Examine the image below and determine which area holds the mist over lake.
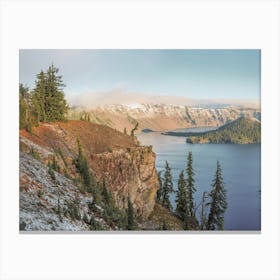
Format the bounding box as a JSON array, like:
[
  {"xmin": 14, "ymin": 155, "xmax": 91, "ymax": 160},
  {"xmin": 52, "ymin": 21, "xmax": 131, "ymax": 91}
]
[{"xmin": 137, "ymin": 128, "xmax": 261, "ymax": 231}]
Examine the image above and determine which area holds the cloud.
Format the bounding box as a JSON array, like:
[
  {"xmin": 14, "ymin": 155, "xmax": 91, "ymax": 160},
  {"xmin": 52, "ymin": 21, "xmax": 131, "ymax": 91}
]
[{"xmin": 67, "ymin": 88, "xmax": 259, "ymax": 109}]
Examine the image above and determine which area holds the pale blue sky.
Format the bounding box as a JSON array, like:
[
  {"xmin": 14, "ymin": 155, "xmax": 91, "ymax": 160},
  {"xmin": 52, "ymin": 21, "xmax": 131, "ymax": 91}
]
[{"xmin": 19, "ymin": 49, "xmax": 260, "ymax": 100}]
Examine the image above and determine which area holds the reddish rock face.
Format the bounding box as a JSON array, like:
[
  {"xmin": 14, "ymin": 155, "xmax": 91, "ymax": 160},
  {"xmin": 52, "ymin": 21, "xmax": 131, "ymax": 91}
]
[
  {"xmin": 91, "ymin": 147, "xmax": 158, "ymax": 218},
  {"xmin": 20, "ymin": 121, "xmax": 159, "ymax": 218}
]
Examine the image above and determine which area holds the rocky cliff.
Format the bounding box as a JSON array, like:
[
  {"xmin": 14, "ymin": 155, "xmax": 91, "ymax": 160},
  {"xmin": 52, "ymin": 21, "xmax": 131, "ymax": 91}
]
[
  {"xmin": 90, "ymin": 146, "xmax": 158, "ymax": 217},
  {"xmin": 20, "ymin": 121, "xmax": 159, "ymax": 222}
]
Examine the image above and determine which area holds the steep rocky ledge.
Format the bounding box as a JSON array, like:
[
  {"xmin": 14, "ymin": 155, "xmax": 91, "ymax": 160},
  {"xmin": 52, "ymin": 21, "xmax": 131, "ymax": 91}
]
[
  {"xmin": 91, "ymin": 146, "xmax": 158, "ymax": 217},
  {"xmin": 20, "ymin": 121, "xmax": 159, "ymax": 219}
]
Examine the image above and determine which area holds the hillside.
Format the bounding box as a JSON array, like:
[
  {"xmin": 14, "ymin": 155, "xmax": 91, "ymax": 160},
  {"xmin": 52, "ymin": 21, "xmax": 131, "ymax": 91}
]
[
  {"xmin": 186, "ymin": 117, "xmax": 261, "ymax": 144},
  {"xmin": 20, "ymin": 120, "xmax": 187, "ymax": 231},
  {"xmin": 68, "ymin": 104, "xmax": 261, "ymax": 132}
]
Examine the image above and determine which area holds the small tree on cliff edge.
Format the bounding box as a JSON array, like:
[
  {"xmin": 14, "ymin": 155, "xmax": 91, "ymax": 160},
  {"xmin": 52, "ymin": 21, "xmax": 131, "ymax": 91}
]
[
  {"xmin": 130, "ymin": 122, "xmax": 139, "ymax": 137},
  {"xmin": 207, "ymin": 160, "xmax": 227, "ymax": 230},
  {"xmin": 162, "ymin": 161, "xmax": 174, "ymax": 210}
]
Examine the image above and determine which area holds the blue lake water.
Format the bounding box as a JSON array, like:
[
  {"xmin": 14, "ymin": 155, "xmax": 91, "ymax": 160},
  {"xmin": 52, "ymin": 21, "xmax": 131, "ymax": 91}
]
[{"xmin": 137, "ymin": 129, "xmax": 261, "ymax": 230}]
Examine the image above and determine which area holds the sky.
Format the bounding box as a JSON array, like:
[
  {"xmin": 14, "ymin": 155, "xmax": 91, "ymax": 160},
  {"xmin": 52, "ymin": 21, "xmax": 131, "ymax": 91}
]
[{"xmin": 19, "ymin": 49, "xmax": 260, "ymax": 102}]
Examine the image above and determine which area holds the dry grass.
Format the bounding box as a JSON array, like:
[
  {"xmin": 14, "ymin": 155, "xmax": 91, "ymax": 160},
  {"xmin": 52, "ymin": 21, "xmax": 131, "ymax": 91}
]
[{"xmin": 20, "ymin": 120, "xmax": 137, "ymax": 155}]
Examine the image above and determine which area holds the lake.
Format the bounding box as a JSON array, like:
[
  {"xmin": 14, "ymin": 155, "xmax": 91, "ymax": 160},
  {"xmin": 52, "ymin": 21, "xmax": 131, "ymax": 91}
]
[{"xmin": 137, "ymin": 129, "xmax": 261, "ymax": 231}]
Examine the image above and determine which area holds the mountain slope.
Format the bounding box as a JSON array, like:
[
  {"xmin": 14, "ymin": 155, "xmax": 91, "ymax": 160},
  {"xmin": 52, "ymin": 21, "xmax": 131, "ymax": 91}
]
[
  {"xmin": 20, "ymin": 121, "xmax": 158, "ymax": 220},
  {"xmin": 20, "ymin": 152, "xmax": 100, "ymax": 231},
  {"xmin": 20, "ymin": 120, "xmax": 201, "ymax": 231},
  {"xmin": 186, "ymin": 117, "xmax": 261, "ymax": 144}
]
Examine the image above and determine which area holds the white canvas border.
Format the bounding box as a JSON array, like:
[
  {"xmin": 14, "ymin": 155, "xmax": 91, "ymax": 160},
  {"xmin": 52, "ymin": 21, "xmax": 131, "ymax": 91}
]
[{"xmin": 1, "ymin": 1, "xmax": 280, "ymax": 280}]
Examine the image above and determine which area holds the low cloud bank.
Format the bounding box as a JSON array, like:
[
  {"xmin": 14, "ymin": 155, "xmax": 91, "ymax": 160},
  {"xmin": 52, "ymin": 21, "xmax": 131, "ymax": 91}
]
[{"xmin": 66, "ymin": 90, "xmax": 259, "ymax": 109}]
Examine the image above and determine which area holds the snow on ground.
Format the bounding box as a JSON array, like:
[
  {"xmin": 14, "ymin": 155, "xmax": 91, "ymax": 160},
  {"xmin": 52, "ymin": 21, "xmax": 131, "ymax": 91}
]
[
  {"xmin": 20, "ymin": 137, "xmax": 53, "ymax": 159},
  {"xmin": 19, "ymin": 153, "xmax": 106, "ymax": 231}
]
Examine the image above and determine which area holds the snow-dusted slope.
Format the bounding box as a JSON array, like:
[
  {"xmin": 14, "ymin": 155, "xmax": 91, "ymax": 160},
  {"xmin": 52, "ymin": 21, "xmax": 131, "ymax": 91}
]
[
  {"xmin": 20, "ymin": 153, "xmax": 108, "ymax": 231},
  {"xmin": 68, "ymin": 103, "xmax": 261, "ymax": 132}
]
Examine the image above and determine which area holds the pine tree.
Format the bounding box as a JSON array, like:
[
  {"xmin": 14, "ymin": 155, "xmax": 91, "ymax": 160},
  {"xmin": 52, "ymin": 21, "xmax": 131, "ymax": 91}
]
[
  {"xmin": 31, "ymin": 65, "xmax": 68, "ymax": 123},
  {"xmin": 75, "ymin": 139, "xmax": 84, "ymax": 172},
  {"xmin": 51, "ymin": 155, "xmax": 60, "ymax": 172},
  {"xmin": 19, "ymin": 84, "xmax": 29, "ymax": 130},
  {"xmin": 156, "ymin": 171, "xmax": 163, "ymax": 203},
  {"xmin": 199, "ymin": 191, "xmax": 209, "ymax": 230},
  {"xmin": 186, "ymin": 152, "xmax": 196, "ymax": 217},
  {"xmin": 19, "ymin": 84, "xmax": 37, "ymax": 131},
  {"xmin": 82, "ymin": 158, "xmax": 92, "ymax": 190},
  {"xmin": 207, "ymin": 161, "xmax": 227, "ymax": 230},
  {"xmin": 32, "ymin": 70, "xmax": 47, "ymax": 122},
  {"xmin": 19, "ymin": 65, "xmax": 68, "ymax": 133},
  {"xmin": 175, "ymin": 170, "xmax": 188, "ymax": 219},
  {"xmin": 74, "ymin": 138, "xmax": 93, "ymax": 192},
  {"xmin": 162, "ymin": 161, "xmax": 174, "ymax": 210},
  {"xmin": 183, "ymin": 213, "xmax": 189, "ymax": 230},
  {"xmin": 44, "ymin": 64, "xmax": 68, "ymax": 122},
  {"xmin": 102, "ymin": 179, "xmax": 111, "ymax": 205},
  {"xmin": 127, "ymin": 195, "xmax": 135, "ymax": 230}
]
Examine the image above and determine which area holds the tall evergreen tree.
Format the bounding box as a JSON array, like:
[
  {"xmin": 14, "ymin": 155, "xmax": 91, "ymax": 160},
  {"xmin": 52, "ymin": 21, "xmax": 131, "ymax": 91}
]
[
  {"xmin": 199, "ymin": 191, "xmax": 208, "ymax": 230},
  {"xmin": 186, "ymin": 151, "xmax": 196, "ymax": 217},
  {"xmin": 32, "ymin": 70, "xmax": 47, "ymax": 122},
  {"xmin": 20, "ymin": 64, "xmax": 68, "ymax": 133},
  {"xmin": 19, "ymin": 83, "xmax": 30, "ymax": 130},
  {"xmin": 102, "ymin": 178, "xmax": 112, "ymax": 205},
  {"xmin": 207, "ymin": 161, "xmax": 227, "ymax": 230},
  {"xmin": 20, "ymin": 83, "xmax": 39, "ymax": 131},
  {"xmin": 74, "ymin": 138, "xmax": 93, "ymax": 191},
  {"xmin": 44, "ymin": 64, "xmax": 68, "ymax": 121},
  {"xmin": 175, "ymin": 170, "xmax": 188, "ymax": 219},
  {"xmin": 162, "ymin": 161, "xmax": 174, "ymax": 210},
  {"xmin": 156, "ymin": 171, "xmax": 163, "ymax": 203}
]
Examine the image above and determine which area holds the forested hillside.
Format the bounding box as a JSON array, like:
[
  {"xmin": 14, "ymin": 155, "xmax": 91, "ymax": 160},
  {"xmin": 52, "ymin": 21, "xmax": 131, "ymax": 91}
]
[{"xmin": 187, "ymin": 117, "xmax": 261, "ymax": 144}]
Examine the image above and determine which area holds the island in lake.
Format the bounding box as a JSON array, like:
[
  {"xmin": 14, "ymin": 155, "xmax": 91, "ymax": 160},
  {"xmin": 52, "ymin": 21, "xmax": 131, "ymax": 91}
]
[
  {"xmin": 186, "ymin": 117, "xmax": 261, "ymax": 144},
  {"xmin": 164, "ymin": 117, "xmax": 261, "ymax": 144}
]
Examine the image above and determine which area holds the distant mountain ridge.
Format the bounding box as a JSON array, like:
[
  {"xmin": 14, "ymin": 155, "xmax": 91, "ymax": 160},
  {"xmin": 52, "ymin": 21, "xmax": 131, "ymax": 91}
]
[
  {"xmin": 68, "ymin": 103, "xmax": 261, "ymax": 132},
  {"xmin": 186, "ymin": 117, "xmax": 261, "ymax": 144}
]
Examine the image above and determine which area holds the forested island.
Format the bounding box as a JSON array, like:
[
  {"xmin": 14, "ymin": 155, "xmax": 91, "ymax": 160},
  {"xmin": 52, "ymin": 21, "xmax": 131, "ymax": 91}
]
[{"xmin": 186, "ymin": 117, "xmax": 261, "ymax": 144}]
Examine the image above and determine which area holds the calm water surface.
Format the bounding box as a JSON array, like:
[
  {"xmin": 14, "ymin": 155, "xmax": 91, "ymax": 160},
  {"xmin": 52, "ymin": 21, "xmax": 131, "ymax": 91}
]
[{"xmin": 137, "ymin": 129, "xmax": 261, "ymax": 230}]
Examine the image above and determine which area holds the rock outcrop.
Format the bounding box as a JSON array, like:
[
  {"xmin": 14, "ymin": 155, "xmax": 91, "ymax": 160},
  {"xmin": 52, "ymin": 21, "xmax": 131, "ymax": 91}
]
[{"xmin": 91, "ymin": 146, "xmax": 158, "ymax": 217}]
